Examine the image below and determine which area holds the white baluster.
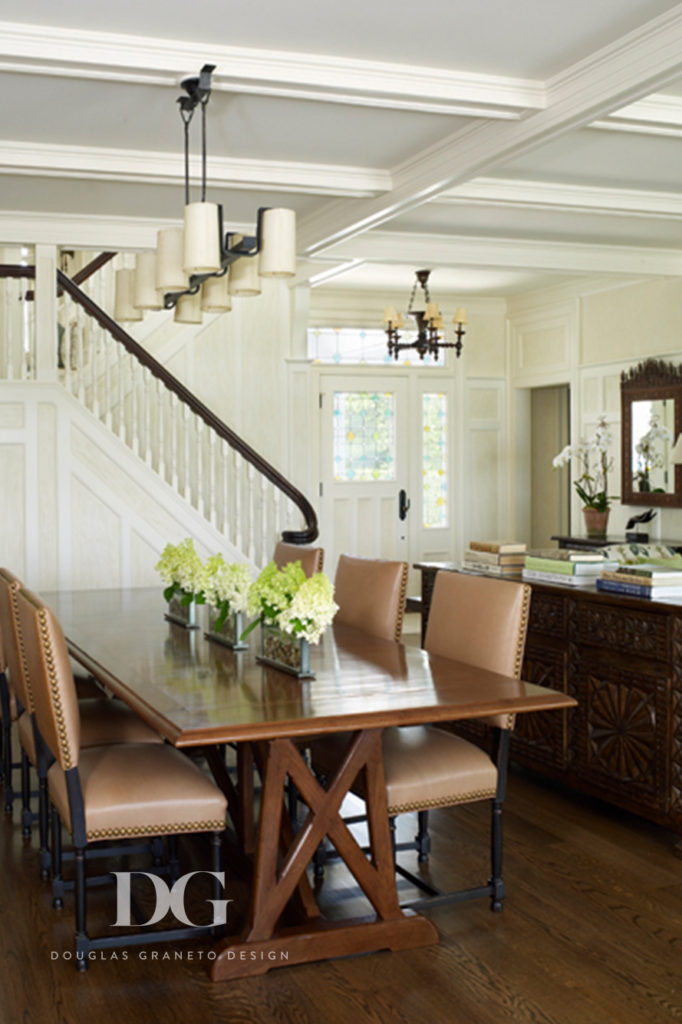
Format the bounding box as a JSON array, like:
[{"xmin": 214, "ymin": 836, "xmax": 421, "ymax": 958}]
[
  {"xmin": 233, "ymin": 448, "xmax": 243, "ymax": 554},
  {"xmin": 75, "ymin": 307, "xmax": 85, "ymax": 404},
  {"xmin": 130, "ymin": 354, "xmax": 140, "ymax": 457},
  {"xmin": 184, "ymin": 404, "xmax": 192, "ymax": 503},
  {"xmin": 117, "ymin": 346, "xmax": 126, "ymax": 443},
  {"xmin": 247, "ymin": 462, "xmax": 256, "ymax": 563},
  {"xmin": 104, "ymin": 327, "xmax": 113, "ymax": 430},
  {"xmin": 196, "ymin": 417, "xmax": 205, "ymax": 516},
  {"xmin": 208, "ymin": 429, "xmax": 217, "ymax": 526},
  {"xmin": 157, "ymin": 378, "xmax": 166, "ymax": 481},
  {"xmin": 170, "ymin": 392, "xmax": 179, "ymax": 491},
  {"xmin": 143, "ymin": 369, "xmax": 153, "ymax": 466},
  {"xmin": 259, "ymin": 474, "xmax": 268, "ymax": 567}
]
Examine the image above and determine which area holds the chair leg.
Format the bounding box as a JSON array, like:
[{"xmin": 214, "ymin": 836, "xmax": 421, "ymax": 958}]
[
  {"xmin": 38, "ymin": 766, "xmax": 51, "ymax": 879},
  {"xmin": 489, "ymin": 798, "xmax": 505, "ymax": 913},
  {"xmin": 52, "ymin": 806, "xmax": 64, "ymax": 909},
  {"xmin": 415, "ymin": 810, "xmax": 431, "ymax": 863},
  {"xmin": 21, "ymin": 752, "xmax": 32, "ymax": 837},
  {"xmin": 210, "ymin": 831, "xmax": 224, "ymax": 938},
  {"xmin": 168, "ymin": 835, "xmax": 180, "ymax": 882},
  {"xmin": 74, "ymin": 846, "xmax": 88, "ymax": 971}
]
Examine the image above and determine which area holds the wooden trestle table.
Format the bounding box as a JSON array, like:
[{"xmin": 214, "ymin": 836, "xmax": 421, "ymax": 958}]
[{"xmin": 46, "ymin": 587, "xmax": 576, "ymax": 981}]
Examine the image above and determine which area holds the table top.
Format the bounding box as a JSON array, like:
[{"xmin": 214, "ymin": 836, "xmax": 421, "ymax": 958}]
[{"xmin": 45, "ymin": 588, "xmax": 575, "ymax": 747}]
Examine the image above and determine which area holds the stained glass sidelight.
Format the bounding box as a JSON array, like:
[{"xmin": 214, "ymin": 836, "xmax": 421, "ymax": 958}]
[
  {"xmin": 422, "ymin": 393, "xmax": 447, "ymax": 527},
  {"xmin": 333, "ymin": 391, "xmax": 395, "ymax": 481}
]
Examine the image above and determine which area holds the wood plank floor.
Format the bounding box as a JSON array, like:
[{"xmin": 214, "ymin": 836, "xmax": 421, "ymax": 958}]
[{"xmin": 1, "ymin": 764, "xmax": 681, "ymax": 1024}]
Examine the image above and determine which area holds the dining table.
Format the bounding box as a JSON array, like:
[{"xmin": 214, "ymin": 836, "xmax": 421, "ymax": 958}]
[{"xmin": 45, "ymin": 586, "xmax": 577, "ymax": 981}]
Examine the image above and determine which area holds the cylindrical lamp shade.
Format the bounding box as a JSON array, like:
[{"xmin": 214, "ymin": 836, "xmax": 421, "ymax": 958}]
[
  {"xmin": 258, "ymin": 208, "xmax": 296, "ymax": 278},
  {"xmin": 184, "ymin": 202, "xmax": 222, "ymax": 275},
  {"xmin": 173, "ymin": 290, "xmax": 203, "ymax": 324},
  {"xmin": 156, "ymin": 227, "xmax": 187, "ymax": 291},
  {"xmin": 453, "ymin": 307, "xmax": 468, "ymax": 325},
  {"xmin": 133, "ymin": 252, "xmax": 162, "ymax": 310},
  {"xmin": 114, "ymin": 269, "xmax": 143, "ymax": 322},
  {"xmin": 201, "ymin": 273, "xmax": 232, "ymax": 313},
  {"xmin": 228, "ymin": 240, "xmax": 261, "ymax": 296}
]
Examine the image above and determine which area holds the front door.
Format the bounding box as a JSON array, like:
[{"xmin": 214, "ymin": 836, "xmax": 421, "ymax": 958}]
[{"xmin": 318, "ymin": 372, "xmax": 453, "ymax": 591}]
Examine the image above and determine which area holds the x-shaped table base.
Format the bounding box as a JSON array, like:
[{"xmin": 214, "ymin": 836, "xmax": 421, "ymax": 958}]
[{"xmin": 211, "ymin": 728, "xmax": 438, "ymax": 980}]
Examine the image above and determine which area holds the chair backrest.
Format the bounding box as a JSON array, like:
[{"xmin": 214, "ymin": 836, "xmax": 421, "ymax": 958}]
[
  {"xmin": 424, "ymin": 571, "xmax": 531, "ymax": 727},
  {"xmin": 0, "ymin": 568, "xmax": 33, "ymax": 712},
  {"xmin": 15, "ymin": 587, "xmax": 81, "ymax": 770},
  {"xmin": 273, "ymin": 541, "xmax": 324, "ymax": 578},
  {"xmin": 333, "ymin": 554, "xmax": 408, "ymax": 642}
]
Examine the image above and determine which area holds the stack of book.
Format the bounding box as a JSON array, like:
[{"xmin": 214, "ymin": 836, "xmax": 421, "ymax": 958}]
[
  {"xmin": 596, "ymin": 564, "xmax": 682, "ymax": 599},
  {"xmin": 463, "ymin": 540, "xmax": 527, "ymax": 575},
  {"xmin": 522, "ymin": 548, "xmax": 616, "ymax": 586}
]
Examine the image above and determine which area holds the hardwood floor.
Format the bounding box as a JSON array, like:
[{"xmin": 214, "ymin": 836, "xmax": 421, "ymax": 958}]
[{"xmin": 2, "ymin": 763, "xmax": 682, "ymax": 1023}]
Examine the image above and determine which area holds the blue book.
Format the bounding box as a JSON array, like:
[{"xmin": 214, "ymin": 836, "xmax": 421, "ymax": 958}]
[{"xmin": 596, "ymin": 578, "xmax": 682, "ymax": 600}]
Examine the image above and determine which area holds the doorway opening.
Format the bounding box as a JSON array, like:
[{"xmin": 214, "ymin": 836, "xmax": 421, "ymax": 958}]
[{"xmin": 529, "ymin": 385, "xmax": 570, "ymax": 548}]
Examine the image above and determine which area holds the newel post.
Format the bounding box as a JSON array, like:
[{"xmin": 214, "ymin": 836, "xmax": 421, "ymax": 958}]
[{"xmin": 34, "ymin": 244, "xmax": 58, "ymax": 382}]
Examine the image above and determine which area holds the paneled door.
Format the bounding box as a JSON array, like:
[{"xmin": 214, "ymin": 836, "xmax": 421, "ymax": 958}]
[{"xmin": 318, "ymin": 373, "xmax": 453, "ymax": 590}]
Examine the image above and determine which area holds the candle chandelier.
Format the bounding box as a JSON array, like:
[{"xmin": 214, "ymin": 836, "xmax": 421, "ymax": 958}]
[
  {"xmin": 115, "ymin": 64, "xmax": 296, "ymax": 326},
  {"xmin": 382, "ymin": 270, "xmax": 467, "ymax": 361}
]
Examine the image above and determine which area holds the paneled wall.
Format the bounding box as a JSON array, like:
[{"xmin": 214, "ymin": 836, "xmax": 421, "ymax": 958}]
[{"xmin": 0, "ymin": 383, "xmax": 243, "ymax": 590}]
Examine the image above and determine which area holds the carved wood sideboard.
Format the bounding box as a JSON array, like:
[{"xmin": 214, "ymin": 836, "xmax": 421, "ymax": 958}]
[{"xmin": 415, "ymin": 562, "xmax": 682, "ymax": 839}]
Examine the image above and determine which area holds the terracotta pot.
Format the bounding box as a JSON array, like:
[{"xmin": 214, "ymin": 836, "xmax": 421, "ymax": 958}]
[{"xmin": 582, "ymin": 507, "xmax": 609, "ymax": 538}]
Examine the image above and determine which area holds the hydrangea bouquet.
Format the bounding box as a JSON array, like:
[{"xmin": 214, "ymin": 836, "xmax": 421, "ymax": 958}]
[
  {"xmin": 155, "ymin": 538, "xmax": 207, "ymax": 607},
  {"xmin": 244, "ymin": 561, "xmax": 338, "ymax": 646},
  {"xmin": 203, "ymin": 555, "xmax": 252, "ymax": 632}
]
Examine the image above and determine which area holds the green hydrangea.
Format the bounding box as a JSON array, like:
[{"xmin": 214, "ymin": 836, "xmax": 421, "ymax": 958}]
[
  {"xmin": 244, "ymin": 560, "xmax": 337, "ymax": 644},
  {"xmin": 155, "ymin": 538, "xmax": 207, "ymax": 605}
]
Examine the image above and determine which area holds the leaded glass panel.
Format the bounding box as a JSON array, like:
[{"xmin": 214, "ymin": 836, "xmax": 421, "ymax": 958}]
[
  {"xmin": 423, "ymin": 392, "xmax": 447, "ymax": 527},
  {"xmin": 333, "ymin": 391, "xmax": 395, "ymax": 481}
]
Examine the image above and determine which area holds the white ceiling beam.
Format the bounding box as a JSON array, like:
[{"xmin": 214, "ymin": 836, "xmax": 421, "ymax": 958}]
[
  {"xmin": 593, "ymin": 92, "xmax": 682, "ymax": 137},
  {"xmin": 298, "ymin": 6, "xmax": 682, "ymax": 255},
  {"xmin": 437, "ymin": 177, "xmax": 682, "ymax": 219},
  {"xmin": 0, "ymin": 21, "xmax": 543, "ymax": 119},
  {"xmin": 322, "ymin": 230, "xmax": 682, "ymax": 276},
  {"xmin": 0, "ymin": 141, "xmax": 390, "ymax": 198}
]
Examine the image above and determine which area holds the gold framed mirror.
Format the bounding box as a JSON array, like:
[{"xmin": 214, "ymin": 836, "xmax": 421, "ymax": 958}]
[{"xmin": 621, "ymin": 358, "xmax": 682, "ymax": 507}]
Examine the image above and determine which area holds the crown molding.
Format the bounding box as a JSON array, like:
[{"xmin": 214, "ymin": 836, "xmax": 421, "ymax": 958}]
[
  {"xmin": 437, "ymin": 177, "xmax": 682, "ymax": 219},
  {"xmin": 299, "ymin": 6, "xmax": 682, "ymax": 255},
  {"xmin": 323, "ymin": 229, "xmax": 682, "ymax": 276},
  {"xmin": 0, "ymin": 209, "xmax": 243, "ymax": 249},
  {"xmin": 0, "ymin": 21, "xmax": 543, "ymax": 118},
  {"xmin": 0, "ymin": 140, "xmax": 391, "ymax": 198}
]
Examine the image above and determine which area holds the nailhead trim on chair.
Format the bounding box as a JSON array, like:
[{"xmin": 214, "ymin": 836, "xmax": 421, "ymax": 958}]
[
  {"xmin": 395, "ymin": 562, "xmax": 408, "ymax": 642},
  {"xmin": 387, "ymin": 786, "xmax": 498, "ymax": 816},
  {"xmin": 35, "ymin": 607, "xmax": 74, "ymax": 770},
  {"xmin": 86, "ymin": 818, "xmax": 226, "ymax": 841}
]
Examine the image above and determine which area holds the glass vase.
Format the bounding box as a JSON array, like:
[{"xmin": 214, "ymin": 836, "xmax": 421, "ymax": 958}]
[
  {"xmin": 165, "ymin": 594, "xmax": 198, "ymax": 629},
  {"xmin": 257, "ymin": 622, "xmax": 313, "ymax": 679},
  {"xmin": 205, "ymin": 608, "xmax": 248, "ymax": 650}
]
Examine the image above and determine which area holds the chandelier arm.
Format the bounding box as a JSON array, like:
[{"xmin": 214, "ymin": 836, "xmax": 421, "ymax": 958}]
[{"xmin": 201, "ymin": 96, "xmax": 208, "ymax": 203}]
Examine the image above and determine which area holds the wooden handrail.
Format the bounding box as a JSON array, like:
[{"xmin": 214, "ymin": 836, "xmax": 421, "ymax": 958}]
[{"xmin": 55, "ymin": 269, "xmax": 318, "ymax": 544}]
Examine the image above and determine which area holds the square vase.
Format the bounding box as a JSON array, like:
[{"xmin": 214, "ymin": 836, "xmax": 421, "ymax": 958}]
[
  {"xmin": 257, "ymin": 623, "xmax": 313, "ymax": 679},
  {"xmin": 205, "ymin": 608, "xmax": 248, "ymax": 650},
  {"xmin": 165, "ymin": 594, "xmax": 198, "ymax": 629}
]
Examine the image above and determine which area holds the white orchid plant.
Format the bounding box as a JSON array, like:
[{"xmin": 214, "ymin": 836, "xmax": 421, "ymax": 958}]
[
  {"xmin": 244, "ymin": 560, "xmax": 338, "ymax": 645},
  {"xmin": 634, "ymin": 413, "xmax": 672, "ymax": 491},
  {"xmin": 552, "ymin": 415, "xmax": 616, "ymax": 512}
]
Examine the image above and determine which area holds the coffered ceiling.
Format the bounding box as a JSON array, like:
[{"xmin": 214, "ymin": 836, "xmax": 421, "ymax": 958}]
[{"xmin": 3, "ymin": 1, "xmax": 682, "ymax": 297}]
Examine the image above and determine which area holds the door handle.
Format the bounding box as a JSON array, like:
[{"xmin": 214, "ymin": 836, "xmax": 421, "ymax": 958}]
[{"xmin": 399, "ymin": 488, "xmax": 411, "ymax": 521}]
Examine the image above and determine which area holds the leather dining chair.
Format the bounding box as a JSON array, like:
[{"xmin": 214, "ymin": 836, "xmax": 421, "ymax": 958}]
[
  {"xmin": 314, "ymin": 570, "xmax": 530, "ymax": 913},
  {"xmin": 15, "ymin": 586, "xmax": 228, "ymax": 968},
  {"xmin": 0, "ymin": 568, "xmax": 163, "ymax": 878},
  {"xmin": 332, "ymin": 554, "xmax": 408, "ymax": 641},
  {"xmin": 273, "ymin": 541, "xmax": 324, "ymax": 577}
]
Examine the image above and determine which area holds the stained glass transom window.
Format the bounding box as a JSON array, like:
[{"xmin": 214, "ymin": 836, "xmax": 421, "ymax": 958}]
[
  {"xmin": 309, "ymin": 327, "xmax": 440, "ymax": 366},
  {"xmin": 423, "ymin": 392, "xmax": 447, "ymax": 528},
  {"xmin": 333, "ymin": 392, "xmax": 395, "ymax": 481}
]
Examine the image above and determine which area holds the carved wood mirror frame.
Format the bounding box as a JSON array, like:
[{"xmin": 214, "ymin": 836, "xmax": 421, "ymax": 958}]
[{"xmin": 621, "ymin": 358, "xmax": 682, "ymax": 507}]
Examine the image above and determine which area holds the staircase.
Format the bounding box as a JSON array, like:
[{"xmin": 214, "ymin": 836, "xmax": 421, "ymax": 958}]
[{"xmin": 0, "ymin": 260, "xmax": 317, "ymax": 587}]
